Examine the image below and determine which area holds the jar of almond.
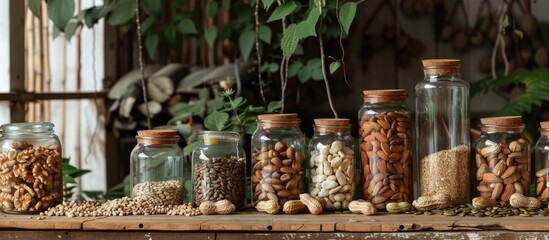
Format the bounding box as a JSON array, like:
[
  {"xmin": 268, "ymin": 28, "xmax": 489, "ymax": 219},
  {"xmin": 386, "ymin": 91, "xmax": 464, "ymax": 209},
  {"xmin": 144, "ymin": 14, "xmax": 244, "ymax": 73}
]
[
  {"xmin": 358, "ymin": 89, "xmax": 413, "ymax": 210},
  {"xmin": 534, "ymin": 121, "xmax": 549, "ymax": 201},
  {"xmin": 251, "ymin": 114, "xmax": 306, "ymax": 212},
  {"xmin": 473, "ymin": 116, "xmax": 531, "ymax": 206}
]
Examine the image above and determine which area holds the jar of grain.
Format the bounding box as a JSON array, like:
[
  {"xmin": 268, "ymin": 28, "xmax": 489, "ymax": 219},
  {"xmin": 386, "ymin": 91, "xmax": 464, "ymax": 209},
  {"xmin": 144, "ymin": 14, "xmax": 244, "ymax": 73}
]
[
  {"xmin": 251, "ymin": 114, "xmax": 306, "ymax": 210},
  {"xmin": 358, "ymin": 89, "xmax": 413, "ymax": 210},
  {"xmin": 309, "ymin": 118, "xmax": 355, "ymax": 210},
  {"xmin": 0, "ymin": 122, "xmax": 63, "ymax": 213},
  {"xmin": 535, "ymin": 121, "xmax": 549, "ymax": 200},
  {"xmin": 191, "ymin": 131, "xmax": 246, "ymax": 208},
  {"xmin": 473, "ymin": 116, "xmax": 530, "ymax": 206},
  {"xmin": 416, "ymin": 59, "xmax": 470, "ymax": 206},
  {"xmin": 130, "ymin": 130, "xmax": 184, "ymax": 206}
]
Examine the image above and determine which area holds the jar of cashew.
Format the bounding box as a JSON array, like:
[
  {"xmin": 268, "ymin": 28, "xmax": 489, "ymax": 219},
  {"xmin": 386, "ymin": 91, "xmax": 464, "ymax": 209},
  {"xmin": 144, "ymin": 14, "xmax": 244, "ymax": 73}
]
[
  {"xmin": 251, "ymin": 114, "xmax": 306, "ymax": 211},
  {"xmin": 0, "ymin": 122, "xmax": 63, "ymax": 213},
  {"xmin": 535, "ymin": 121, "xmax": 549, "ymax": 201},
  {"xmin": 308, "ymin": 118, "xmax": 355, "ymax": 210},
  {"xmin": 358, "ymin": 90, "xmax": 413, "ymax": 210},
  {"xmin": 473, "ymin": 116, "xmax": 530, "ymax": 206}
]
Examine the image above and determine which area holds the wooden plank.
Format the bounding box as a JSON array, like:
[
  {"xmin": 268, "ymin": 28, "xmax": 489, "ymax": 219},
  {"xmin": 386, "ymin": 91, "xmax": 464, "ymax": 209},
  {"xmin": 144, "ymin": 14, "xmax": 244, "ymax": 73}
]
[
  {"xmin": 216, "ymin": 232, "xmax": 549, "ymax": 240},
  {"xmin": 335, "ymin": 212, "xmax": 459, "ymax": 232},
  {"xmin": 0, "ymin": 230, "xmax": 215, "ymax": 240},
  {"xmin": 83, "ymin": 215, "xmax": 205, "ymax": 231},
  {"xmin": 9, "ymin": 0, "xmax": 26, "ymax": 122},
  {"xmin": 454, "ymin": 216, "xmax": 549, "ymax": 231},
  {"xmin": 0, "ymin": 214, "xmax": 103, "ymax": 230}
]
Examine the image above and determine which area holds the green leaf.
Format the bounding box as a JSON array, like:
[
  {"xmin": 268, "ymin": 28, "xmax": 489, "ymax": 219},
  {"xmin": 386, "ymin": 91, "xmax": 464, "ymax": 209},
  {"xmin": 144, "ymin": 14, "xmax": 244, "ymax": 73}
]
[
  {"xmin": 262, "ymin": 0, "xmax": 275, "ymax": 10},
  {"xmin": 244, "ymin": 122, "xmax": 258, "ymax": 135},
  {"xmin": 183, "ymin": 141, "xmax": 200, "ymax": 157},
  {"xmin": 63, "ymin": 175, "xmax": 77, "ymax": 184},
  {"xmin": 281, "ymin": 24, "xmax": 299, "ymax": 57},
  {"xmin": 222, "ymin": 0, "xmax": 231, "ymax": 9},
  {"xmin": 83, "ymin": 5, "xmax": 112, "ymax": 28},
  {"xmin": 267, "ymin": 1, "xmax": 297, "ymax": 23},
  {"xmin": 173, "ymin": 0, "xmax": 188, "ymax": 9},
  {"xmin": 199, "ymin": 88, "xmax": 210, "ymax": 100},
  {"xmin": 141, "ymin": 0, "xmax": 161, "ymax": 18},
  {"xmin": 296, "ymin": 7, "xmax": 320, "ymax": 39},
  {"xmin": 267, "ymin": 100, "xmax": 282, "ymax": 112},
  {"xmin": 239, "ymin": 30, "xmax": 255, "ymax": 61},
  {"xmin": 513, "ymin": 29, "xmax": 523, "ymax": 39},
  {"xmin": 500, "ymin": 14, "xmax": 509, "ymax": 33},
  {"xmin": 204, "ymin": 111, "xmax": 230, "ymax": 131},
  {"xmin": 47, "ymin": 0, "xmax": 75, "ymax": 31},
  {"xmin": 69, "ymin": 169, "xmax": 91, "ymax": 178},
  {"xmin": 205, "ymin": 1, "xmax": 219, "ymax": 18},
  {"xmin": 208, "ymin": 97, "xmax": 225, "ymax": 113},
  {"xmin": 145, "ymin": 34, "xmax": 159, "ymax": 59},
  {"xmin": 29, "ymin": 0, "xmax": 42, "ymax": 17},
  {"xmin": 288, "ymin": 61, "xmax": 303, "ymax": 77},
  {"xmin": 140, "ymin": 16, "xmax": 155, "ymax": 34},
  {"xmin": 339, "ymin": 2, "xmax": 357, "ymax": 35},
  {"xmin": 329, "ymin": 61, "xmax": 341, "ymax": 74},
  {"xmin": 298, "ymin": 68, "xmax": 311, "ymax": 83},
  {"xmin": 64, "ymin": 19, "xmax": 81, "ymax": 40},
  {"xmin": 259, "ymin": 25, "xmax": 272, "ymax": 44},
  {"xmin": 177, "ymin": 18, "xmax": 198, "ymax": 34},
  {"xmin": 107, "ymin": 0, "xmax": 136, "ymax": 26},
  {"xmin": 204, "ymin": 26, "xmax": 218, "ymax": 48}
]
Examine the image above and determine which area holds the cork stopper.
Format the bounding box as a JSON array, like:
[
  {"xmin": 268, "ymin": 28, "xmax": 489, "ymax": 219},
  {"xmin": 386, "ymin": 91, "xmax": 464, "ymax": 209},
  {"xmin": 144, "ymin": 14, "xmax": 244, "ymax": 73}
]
[
  {"xmin": 540, "ymin": 121, "xmax": 549, "ymax": 136},
  {"xmin": 257, "ymin": 114, "xmax": 300, "ymax": 128},
  {"xmin": 314, "ymin": 118, "xmax": 350, "ymax": 133},
  {"xmin": 362, "ymin": 89, "xmax": 406, "ymax": 103},
  {"xmin": 137, "ymin": 129, "xmax": 179, "ymax": 145},
  {"xmin": 480, "ymin": 116, "xmax": 523, "ymax": 132},
  {"xmin": 422, "ymin": 59, "xmax": 460, "ymax": 74}
]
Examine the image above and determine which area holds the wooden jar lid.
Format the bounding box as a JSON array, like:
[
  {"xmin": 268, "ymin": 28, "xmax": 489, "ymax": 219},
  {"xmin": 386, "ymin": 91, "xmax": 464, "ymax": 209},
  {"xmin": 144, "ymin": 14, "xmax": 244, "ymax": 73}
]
[
  {"xmin": 422, "ymin": 59, "xmax": 460, "ymax": 74},
  {"xmin": 257, "ymin": 114, "xmax": 300, "ymax": 128},
  {"xmin": 257, "ymin": 114, "xmax": 298, "ymax": 120},
  {"xmin": 314, "ymin": 118, "xmax": 350, "ymax": 133},
  {"xmin": 362, "ymin": 89, "xmax": 406, "ymax": 103},
  {"xmin": 137, "ymin": 129, "xmax": 179, "ymax": 144},
  {"xmin": 480, "ymin": 116, "xmax": 523, "ymax": 132},
  {"xmin": 541, "ymin": 121, "xmax": 549, "ymax": 129}
]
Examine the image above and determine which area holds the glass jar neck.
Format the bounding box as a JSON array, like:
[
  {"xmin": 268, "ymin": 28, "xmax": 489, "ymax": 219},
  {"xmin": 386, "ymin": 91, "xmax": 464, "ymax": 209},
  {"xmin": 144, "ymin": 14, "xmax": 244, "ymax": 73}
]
[
  {"xmin": 257, "ymin": 119, "xmax": 300, "ymax": 128},
  {"xmin": 1, "ymin": 122, "xmax": 54, "ymax": 136},
  {"xmin": 540, "ymin": 128, "xmax": 549, "ymax": 137},
  {"xmin": 424, "ymin": 71, "xmax": 461, "ymax": 81},
  {"xmin": 314, "ymin": 124, "xmax": 350, "ymax": 134},
  {"xmin": 199, "ymin": 131, "xmax": 240, "ymax": 145},
  {"xmin": 137, "ymin": 136, "xmax": 179, "ymax": 145},
  {"xmin": 480, "ymin": 124, "xmax": 524, "ymax": 134}
]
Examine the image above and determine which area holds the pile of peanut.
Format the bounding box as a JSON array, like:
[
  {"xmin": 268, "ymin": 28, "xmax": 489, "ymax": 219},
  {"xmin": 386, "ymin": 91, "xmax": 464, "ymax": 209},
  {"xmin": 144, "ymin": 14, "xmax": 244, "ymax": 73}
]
[
  {"xmin": 309, "ymin": 140, "xmax": 354, "ymax": 210},
  {"xmin": 536, "ymin": 168, "xmax": 549, "ymax": 200},
  {"xmin": 0, "ymin": 142, "xmax": 62, "ymax": 212},
  {"xmin": 193, "ymin": 156, "xmax": 245, "ymax": 208},
  {"xmin": 475, "ymin": 139, "xmax": 530, "ymax": 206},
  {"xmin": 132, "ymin": 179, "xmax": 183, "ymax": 206},
  {"xmin": 359, "ymin": 111, "xmax": 413, "ymax": 209}
]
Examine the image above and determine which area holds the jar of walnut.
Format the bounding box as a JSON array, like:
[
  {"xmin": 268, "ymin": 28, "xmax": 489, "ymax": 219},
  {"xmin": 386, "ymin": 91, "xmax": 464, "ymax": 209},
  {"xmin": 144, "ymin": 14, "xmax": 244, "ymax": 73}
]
[
  {"xmin": 251, "ymin": 114, "xmax": 306, "ymax": 211},
  {"xmin": 358, "ymin": 90, "xmax": 413, "ymax": 210},
  {"xmin": 534, "ymin": 121, "xmax": 549, "ymax": 201},
  {"xmin": 474, "ymin": 116, "xmax": 530, "ymax": 206},
  {"xmin": 0, "ymin": 122, "xmax": 63, "ymax": 213}
]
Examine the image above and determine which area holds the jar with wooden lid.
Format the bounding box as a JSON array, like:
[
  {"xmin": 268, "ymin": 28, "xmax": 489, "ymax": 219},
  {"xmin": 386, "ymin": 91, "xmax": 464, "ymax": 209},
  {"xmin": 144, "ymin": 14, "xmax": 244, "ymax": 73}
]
[
  {"xmin": 416, "ymin": 59, "xmax": 470, "ymax": 206},
  {"xmin": 535, "ymin": 121, "xmax": 549, "ymax": 200},
  {"xmin": 309, "ymin": 118, "xmax": 355, "ymax": 210},
  {"xmin": 358, "ymin": 89, "xmax": 413, "ymax": 210},
  {"xmin": 473, "ymin": 116, "xmax": 530, "ymax": 206},
  {"xmin": 251, "ymin": 114, "xmax": 306, "ymax": 210},
  {"xmin": 191, "ymin": 131, "xmax": 246, "ymax": 208},
  {"xmin": 0, "ymin": 122, "xmax": 62, "ymax": 213},
  {"xmin": 130, "ymin": 130, "xmax": 184, "ymax": 206}
]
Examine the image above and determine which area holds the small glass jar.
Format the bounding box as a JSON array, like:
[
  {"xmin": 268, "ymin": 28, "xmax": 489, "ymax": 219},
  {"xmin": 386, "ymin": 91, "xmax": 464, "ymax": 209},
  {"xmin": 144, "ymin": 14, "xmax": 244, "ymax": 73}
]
[
  {"xmin": 309, "ymin": 118, "xmax": 355, "ymax": 210},
  {"xmin": 130, "ymin": 130, "xmax": 184, "ymax": 206},
  {"xmin": 473, "ymin": 116, "xmax": 530, "ymax": 206},
  {"xmin": 192, "ymin": 131, "xmax": 246, "ymax": 208},
  {"xmin": 358, "ymin": 90, "xmax": 413, "ymax": 210},
  {"xmin": 251, "ymin": 114, "xmax": 306, "ymax": 209},
  {"xmin": 415, "ymin": 59, "xmax": 470, "ymax": 206},
  {"xmin": 0, "ymin": 122, "xmax": 62, "ymax": 213},
  {"xmin": 535, "ymin": 121, "xmax": 549, "ymax": 200}
]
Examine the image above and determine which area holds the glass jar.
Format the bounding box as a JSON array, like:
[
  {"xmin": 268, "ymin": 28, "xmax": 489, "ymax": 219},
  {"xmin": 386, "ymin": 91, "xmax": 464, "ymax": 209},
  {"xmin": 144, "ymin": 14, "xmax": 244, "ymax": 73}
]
[
  {"xmin": 251, "ymin": 114, "xmax": 306, "ymax": 209},
  {"xmin": 0, "ymin": 122, "xmax": 62, "ymax": 213},
  {"xmin": 309, "ymin": 118, "xmax": 355, "ymax": 210},
  {"xmin": 191, "ymin": 131, "xmax": 246, "ymax": 208},
  {"xmin": 535, "ymin": 121, "xmax": 549, "ymax": 200},
  {"xmin": 358, "ymin": 90, "xmax": 413, "ymax": 210},
  {"xmin": 473, "ymin": 116, "xmax": 530, "ymax": 206},
  {"xmin": 130, "ymin": 130, "xmax": 183, "ymax": 206},
  {"xmin": 415, "ymin": 59, "xmax": 470, "ymax": 206}
]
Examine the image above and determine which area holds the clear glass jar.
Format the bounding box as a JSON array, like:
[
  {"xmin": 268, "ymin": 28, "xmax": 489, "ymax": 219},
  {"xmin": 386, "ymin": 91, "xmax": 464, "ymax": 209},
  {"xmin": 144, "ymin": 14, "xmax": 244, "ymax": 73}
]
[
  {"xmin": 130, "ymin": 130, "xmax": 183, "ymax": 206},
  {"xmin": 358, "ymin": 90, "xmax": 413, "ymax": 210},
  {"xmin": 473, "ymin": 116, "xmax": 530, "ymax": 206},
  {"xmin": 192, "ymin": 131, "xmax": 246, "ymax": 208},
  {"xmin": 251, "ymin": 114, "xmax": 306, "ymax": 209},
  {"xmin": 309, "ymin": 118, "xmax": 355, "ymax": 210},
  {"xmin": 0, "ymin": 122, "xmax": 62, "ymax": 213},
  {"xmin": 535, "ymin": 121, "xmax": 549, "ymax": 200},
  {"xmin": 415, "ymin": 59, "xmax": 470, "ymax": 206}
]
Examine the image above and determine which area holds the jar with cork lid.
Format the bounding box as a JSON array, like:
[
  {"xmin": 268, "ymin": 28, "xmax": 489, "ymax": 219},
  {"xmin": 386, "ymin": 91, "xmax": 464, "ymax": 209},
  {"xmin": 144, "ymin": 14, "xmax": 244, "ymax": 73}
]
[
  {"xmin": 130, "ymin": 130, "xmax": 184, "ymax": 206},
  {"xmin": 251, "ymin": 114, "xmax": 306, "ymax": 211},
  {"xmin": 473, "ymin": 116, "xmax": 530, "ymax": 206},
  {"xmin": 308, "ymin": 118, "xmax": 355, "ymax": 210},
  {"xmin": 358, "ymin": 89, "xmax": 413, "ymax": 210},
  {"xmin": 535, "ymin": 121, "xmax": 549, "ymax": 200}
]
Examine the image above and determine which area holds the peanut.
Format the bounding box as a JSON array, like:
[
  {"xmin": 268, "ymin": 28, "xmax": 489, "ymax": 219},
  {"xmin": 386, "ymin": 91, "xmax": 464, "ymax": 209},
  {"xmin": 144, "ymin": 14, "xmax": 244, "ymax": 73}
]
[
  {"xmin": 214, "ymin": 200, "xmax": 236, "ymax": 215},
  {"xmin": 472, "ymin": 197, "xmax": 497, "ymax": 209},
  {"xmin": 386, "ymin": 201, "xmax": 413, "ymax": 213},
  {"xmin": 509, "ymin": 193, "xmax": 541, "ymax": 209},
  {"xmin": 412, "ymin": 194, "xmax": 451, "ymax": 211},
  {"xmin": 348, "ymin": 200, "xmax": 376, "ymax": 215},
  {"xmin": 282, "ymin": 200, "xmax": 307, "ymax": 214},
  {"xmin": 299, "ymin": 193, "xmax": 324, "ymax": 215},
  {"xmin": 255, "ymin": 200, "xmax": 280, "ymax": 215},
  {"xmin": 198, "ymin": 201, "xmax": 217, "ymax": 215}
]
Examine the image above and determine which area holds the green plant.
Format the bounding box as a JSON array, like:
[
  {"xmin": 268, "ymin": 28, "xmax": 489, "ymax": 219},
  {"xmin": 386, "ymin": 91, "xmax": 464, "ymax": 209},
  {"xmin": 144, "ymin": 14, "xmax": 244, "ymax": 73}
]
[{"xmin": 62, "ymin": 158, "xmax": 91, "ymax": 199}]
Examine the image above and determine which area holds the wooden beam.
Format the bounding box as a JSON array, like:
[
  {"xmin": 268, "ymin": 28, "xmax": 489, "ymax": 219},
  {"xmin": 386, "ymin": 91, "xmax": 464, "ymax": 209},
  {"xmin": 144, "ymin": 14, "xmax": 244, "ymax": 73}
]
[
  {"xmin": 9, "ymin": 0, "xmax": 26, "ymax": 122},
  {"xmin": 0, "ymin": 91, "xmax": 108, "ymax": 101}
]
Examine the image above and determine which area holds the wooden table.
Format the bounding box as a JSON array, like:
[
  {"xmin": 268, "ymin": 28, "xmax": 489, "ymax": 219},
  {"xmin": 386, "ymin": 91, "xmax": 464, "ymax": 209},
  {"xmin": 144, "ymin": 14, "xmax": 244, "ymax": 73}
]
[{"xmin": 0, "ymin": 211, "xmax": 547, "ymax": 239}]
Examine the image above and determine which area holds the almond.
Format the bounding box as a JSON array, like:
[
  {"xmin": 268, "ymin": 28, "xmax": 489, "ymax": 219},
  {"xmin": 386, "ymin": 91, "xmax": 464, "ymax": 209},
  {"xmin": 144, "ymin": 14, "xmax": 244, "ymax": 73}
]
[
  {"xmin": 501, "ymin": 166, "xmax": 516, "ymax": 179},
  {"xmin": 492, "ymin": 160, "xmax": 506, "ymax": 177},
  {"xmin": 536, "ymin": 179, "xmax": 545, "ymax": 195},
  {"xmin": 491, "ymin": 182, "xmax": 504, "ymax": 199},
  {"xmin": 477, "ymin": 185, "xmax": 492, "ymax": 193},
  {"xmin": 514, "ymin": 182, "xmax": 524, "ymax": 195},
  {"xmin": 503, "ymin": 173, "xmax": 521, "ymax": 185},
  {"xmin": 483, "ymin": 173, "xmax": 502, "ymax": 183},
  {"xmin": 501, "ymin": 184, "xmax": 514, "ymax": 202},
  {"xmin": 476, "ymin": 164, "xmax": 489, "ymax": 181}
]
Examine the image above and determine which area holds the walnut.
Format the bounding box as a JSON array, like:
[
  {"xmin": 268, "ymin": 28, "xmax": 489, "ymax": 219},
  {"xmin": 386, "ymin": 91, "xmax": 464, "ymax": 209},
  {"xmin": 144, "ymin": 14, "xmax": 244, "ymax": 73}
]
[{"xmin": 10, "ymin": 141, "xmax": 33, "ymax": 150}]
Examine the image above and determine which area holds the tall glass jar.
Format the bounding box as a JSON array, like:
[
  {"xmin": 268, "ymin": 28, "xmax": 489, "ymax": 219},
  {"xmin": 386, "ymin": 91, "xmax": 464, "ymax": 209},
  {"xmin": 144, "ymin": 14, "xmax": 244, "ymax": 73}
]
[
  {"xmin": 251, "ymin": 114, "xmax": 306, "ymax": 210},
  {"xmin": 130, "ymin": 130, "xmax": 183, "ymax": 206},
  {"xmin": 358, "ymin": 90, "xmax": 413, "ymax": 210},
  {"xmin": 535, "ymin": 121, "xmax": 549, "ymax": 200},
  {"xmin": 415, "ymin": 59, "xmax": 470, "ymax": 206},
  {"xmin": 0, "ymin": 122, "xmax": 62, "ymax": 213},
  {"xmin": 309, "ymin": 118, "xmax": 355, "ymax": 210},
  {"xmin": 192, "ymin": 131, "xmax": 246, "ymax": 208},
  {"xmin": 473, "ymin": 116, "xmax": 530, "ymax": 206}
]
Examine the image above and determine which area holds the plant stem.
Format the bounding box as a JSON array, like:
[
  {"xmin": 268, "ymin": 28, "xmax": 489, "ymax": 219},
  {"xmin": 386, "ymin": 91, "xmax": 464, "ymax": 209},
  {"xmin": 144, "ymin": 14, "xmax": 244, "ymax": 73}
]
[
  {"xmin": 278, "ymin": 0, "xmax": 288, "ymax": 114},
  {"xmin": 135, "ymin": 0, "xmax": 151, "ymax": 129},
  {"xmin": 226, "ymin": 95, "xmax": 243, "ymax": 125},
  {"xmin": 318, "ymin": 3, "xmax": 338, "ymax": 118},
  {"xmin": 255, "ymin": 1, "xmax": 267, "ymax": 106},
  {"xmin": 335, "ymin": 0, "xmax": 350, "ymax": 88}
]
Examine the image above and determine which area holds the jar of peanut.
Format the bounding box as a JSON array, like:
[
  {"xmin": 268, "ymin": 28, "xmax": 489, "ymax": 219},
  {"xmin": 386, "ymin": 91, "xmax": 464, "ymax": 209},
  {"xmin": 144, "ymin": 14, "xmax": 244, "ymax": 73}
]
[
  {"xmin": 309, "ymin": 118, "xmax": 355, "ymax": 210},
  {"xmin": 473, "ymin": 116, "xmax": 530, "ymax": 206},
  {"xmin": 251, "ymin": 114, "xmax": 306, "ymax": 211},
  {"xmin": 358, "ymin": 89, "xmax": 413, "ymax": 210},
  {"xmin": 0, "ymin": 122, "xmax": 63, "ymax": 213},
  {"xmin": 535, "ymin": 121, "xmax": 549, "ymax": 201}
]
